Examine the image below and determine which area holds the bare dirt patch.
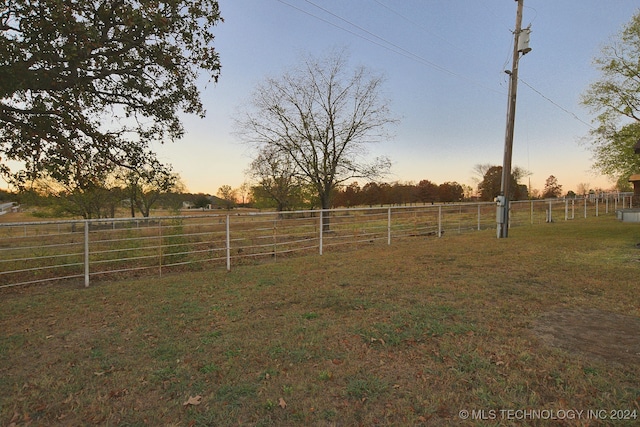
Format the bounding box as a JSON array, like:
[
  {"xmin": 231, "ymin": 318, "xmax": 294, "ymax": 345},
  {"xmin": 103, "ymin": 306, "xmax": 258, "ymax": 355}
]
[{"xmin": 533, "ymin": 308, "xmax": 640, "ymax": 365}]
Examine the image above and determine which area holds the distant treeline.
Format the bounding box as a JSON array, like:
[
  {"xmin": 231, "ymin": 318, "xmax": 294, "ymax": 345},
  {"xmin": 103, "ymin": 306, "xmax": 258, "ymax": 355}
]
[{"xmin": 331, "ymin": 180, "xmax": 470, "ymax": 208}]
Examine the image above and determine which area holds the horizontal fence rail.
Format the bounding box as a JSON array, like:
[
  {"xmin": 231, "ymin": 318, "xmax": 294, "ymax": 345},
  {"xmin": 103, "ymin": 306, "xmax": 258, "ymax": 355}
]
[{"xmin": 0, "ymin": 194, "xmax": 631, "ymax": 289}]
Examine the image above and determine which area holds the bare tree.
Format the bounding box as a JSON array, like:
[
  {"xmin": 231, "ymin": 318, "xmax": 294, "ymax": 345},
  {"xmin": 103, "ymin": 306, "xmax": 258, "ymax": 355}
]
[
  {"xmin": 119, "ymin": 156, "xmax": 183, "ymax": 218},
  {"xmin": 471, "ymin": 163, "xmax": 494, "ymax": 185},
  {"xmin": 576, "ymin": 182, "xmax": 591, "ymax": 197},
  {"xmin": 247, "ymin": 145, "xmax": 304, "ymax": 211},
  {"xmin": 217, "ymin": 185, "xmax": 237, "ymax": 210},
  {"xmin": 238, "ymin": 181, "xmax": 252, "ymax": 206},
  {"xmin": 236, "ymin": 50, "xmax": 397, "ymax": 228}
]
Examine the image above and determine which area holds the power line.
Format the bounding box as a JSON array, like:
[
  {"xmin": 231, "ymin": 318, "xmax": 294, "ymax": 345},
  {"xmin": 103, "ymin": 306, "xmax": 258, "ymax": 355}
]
[
  {"xmin": 275, "ymin": 1, "xmax": 593, "ymax": 130},
  {"xmin": 290, "ymin": 0, "xmax": 456, "ymax": 76},
  {"xmin": 371, "ymin": 0, "xmax": 462, "ymax": 52},
  {"xmin": 518, "ymin": 78, "xmax": 595, "ymax": 129},
  {"xmin": 273, "ymin": 0, "xmax": 409, "ymax": 58},
  {"xmin": 275, "ymin": 0, "xmax": 503, "ymax": 95},
  {"xmin": 374, "ymin": 0, "xmax": 515, "ymax": 92}
]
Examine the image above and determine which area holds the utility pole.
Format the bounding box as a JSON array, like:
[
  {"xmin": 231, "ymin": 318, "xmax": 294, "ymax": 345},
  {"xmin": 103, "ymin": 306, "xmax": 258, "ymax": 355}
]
[
  {"xmin": 497, "ymin": 0, "xmax": 531, "ymax": 238},
  {"xmin": 496, "ymin": 0, "xmax": 531, "ymax": 239}
]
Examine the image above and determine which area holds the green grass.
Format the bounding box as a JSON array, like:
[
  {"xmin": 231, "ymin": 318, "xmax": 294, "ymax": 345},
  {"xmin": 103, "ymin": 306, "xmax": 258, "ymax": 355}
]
[{"xmin": 0, "ymin": 218, "xmax": 639, "ymax": 426}]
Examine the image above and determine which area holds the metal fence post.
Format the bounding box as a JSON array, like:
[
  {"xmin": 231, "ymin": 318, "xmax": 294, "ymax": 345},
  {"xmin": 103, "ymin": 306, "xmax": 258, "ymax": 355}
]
[
  {"xmin": 387, "ymin": 207, "xmax": 391, "ymax": 245},
  {"xmin": 273, "ymin": 217, "xmax": 277, "ymax": 259},
  {"xmin": 565, "ymin": 199, "xmax": 568, "ymax": 221},
  {"xmin": 84, "ymin": 220, "xmax": 90, "ymax": 287},
  {"xmin": 158, "ymin": 219, "xmax": 163, "ymax": 276},
  {"xmin": 477, "ymin": 204, "xmax": 481, "ymax": 231},
  {"xmin": 226, "ymin": 215, "xmax": 231, "ymax": 271},
  {"xmin": 530, "ymin": 200, "xmax": 534, "ymax": 224},
  {"xmin": 319, "ymin": 210, "xmax": 323, "ymax": 255},
  {"xmin": 584, "ymin": 198, "xmax": 587, "ymax": 218},
  {"xmin": 438, "ymin": 205, "xmax": 442, "ymax": 237}
]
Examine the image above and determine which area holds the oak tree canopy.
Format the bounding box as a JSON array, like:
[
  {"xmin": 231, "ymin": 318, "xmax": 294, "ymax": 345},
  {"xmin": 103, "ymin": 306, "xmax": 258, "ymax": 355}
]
[
  {"xmin": 0, "ymin": 0, "xmax": 222, "ymax": 183},
  {"xmin": 582, "ymin": 11, "xmax": 640, "ymax": 183}
]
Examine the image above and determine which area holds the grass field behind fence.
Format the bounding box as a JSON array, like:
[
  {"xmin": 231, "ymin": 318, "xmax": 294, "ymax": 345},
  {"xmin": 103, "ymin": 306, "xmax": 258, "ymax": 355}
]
[{"xmin": 1, "ymin": 217, "xmax": 638, "ymax": 426}]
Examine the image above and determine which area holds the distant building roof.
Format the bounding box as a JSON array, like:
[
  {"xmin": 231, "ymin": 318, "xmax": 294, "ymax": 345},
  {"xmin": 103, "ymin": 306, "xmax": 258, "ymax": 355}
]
[
  {"xmin": 629, "ymin": 174, "xmax": 640, "ymax": 182},
  {"xmin": 0, "ymin": 202, "xmax": 16, "ymax": 215}
]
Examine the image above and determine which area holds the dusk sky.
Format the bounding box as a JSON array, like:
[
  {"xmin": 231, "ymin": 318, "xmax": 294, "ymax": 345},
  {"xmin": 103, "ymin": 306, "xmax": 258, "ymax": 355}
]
[{"xmin": 152, "ymin": 0, "xmax": 640, "ymax": 196}]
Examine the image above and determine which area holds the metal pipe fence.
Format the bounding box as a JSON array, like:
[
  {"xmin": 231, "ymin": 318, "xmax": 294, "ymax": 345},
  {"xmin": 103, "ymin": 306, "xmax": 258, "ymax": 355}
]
[{"xmin": 0, "ymin": 194, "xmax": 630, "ymax": 289}]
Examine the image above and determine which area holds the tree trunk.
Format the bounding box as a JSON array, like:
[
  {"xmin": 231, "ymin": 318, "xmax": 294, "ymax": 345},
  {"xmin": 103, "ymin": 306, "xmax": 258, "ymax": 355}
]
[
  {"xmin": 320, "ymin": 191, "xmax": 331, "ymax": 232},
  {"xmin": 129, "ymin": 185, "xmax": 136, "ymax": 218}
]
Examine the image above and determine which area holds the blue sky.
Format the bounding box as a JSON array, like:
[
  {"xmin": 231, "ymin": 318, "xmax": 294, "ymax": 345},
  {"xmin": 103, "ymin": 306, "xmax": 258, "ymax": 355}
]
[{"xmin": 153, "ymin": 0, "xmax": 640, "ymax": 195}]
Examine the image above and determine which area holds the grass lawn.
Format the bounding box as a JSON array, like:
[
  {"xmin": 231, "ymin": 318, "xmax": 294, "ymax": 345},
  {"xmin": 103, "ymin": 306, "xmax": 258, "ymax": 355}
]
[{"xmin": 1, "ymin": 218, "xmax": 639, "ymax": 426}]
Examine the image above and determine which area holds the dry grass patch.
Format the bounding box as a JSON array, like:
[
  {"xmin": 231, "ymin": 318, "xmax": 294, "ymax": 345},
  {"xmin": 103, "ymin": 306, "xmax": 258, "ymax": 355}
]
[{"xmin": 1, "ymin": 218, "xmax": 639, "ymax": 426}]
